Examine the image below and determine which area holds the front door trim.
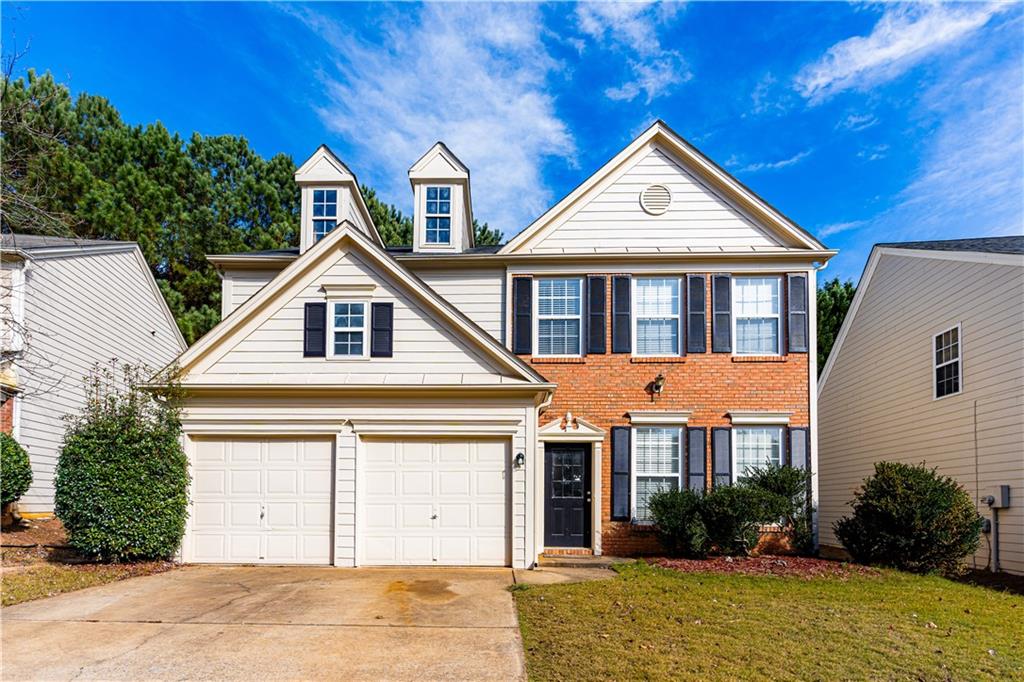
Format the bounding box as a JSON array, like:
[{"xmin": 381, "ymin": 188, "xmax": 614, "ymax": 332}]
[{"xmin": 544, "ymin": 443, "xmax": 592, "ymax": 548}]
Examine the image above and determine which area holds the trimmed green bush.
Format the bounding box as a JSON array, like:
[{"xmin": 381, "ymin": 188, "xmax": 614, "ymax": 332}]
[
  {"xmin": 743, "ymin": 463, "xmax": 815, "ymax": 554},
  {"xmin": 834, "ymin": 461, "xmax": 982, "ymax": 574},
  {"xmin": 1, "ymin": 432, "xmax": 33, "ymax": 507},
  {"xmin": 700, "ymin": 484, "xmax": 781, "ymax": 556},
  {"xmin": 648, "ymin": 488, "xmax": 708, "ymax": 558},
  {"xmin": 55, "ymin": 362, "xmax": 189, "ymax": 561}
]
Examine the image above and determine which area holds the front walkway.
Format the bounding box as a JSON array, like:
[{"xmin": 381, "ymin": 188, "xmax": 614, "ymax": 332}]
[{"xmin": 1, "ymin": 565, "xmax": 525, "ymax": 681}]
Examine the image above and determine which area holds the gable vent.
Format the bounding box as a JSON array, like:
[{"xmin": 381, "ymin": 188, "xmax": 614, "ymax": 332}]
[{"xmin": 640, "ymin": 184, "xmax": 672, "ymax": 215}]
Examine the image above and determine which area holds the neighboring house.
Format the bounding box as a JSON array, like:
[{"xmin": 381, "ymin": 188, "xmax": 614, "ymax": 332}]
[
  {"xmin": 0, "ymin": 233, "xmax": 187, "ymax": 514},
  {"xmin": 818, "ymin": 238, "xmax": 1024, "ymax": 575},
  {"xmin": 173, "ymin": 121, "xmax": 834, "ymax": 568}
]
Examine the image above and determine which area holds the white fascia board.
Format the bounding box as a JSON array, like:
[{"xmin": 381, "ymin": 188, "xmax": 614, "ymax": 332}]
[{"xmin": 728, "ymin": 411, "xmax": 792, "ymax": 425}]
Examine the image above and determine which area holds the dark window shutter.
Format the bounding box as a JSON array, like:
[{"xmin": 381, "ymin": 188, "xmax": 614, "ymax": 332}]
[
  {"xmin": 370, "ymin": 302, "xmax": 393, "ymax": 357},
  {"xmin": 512, "ymin": 277, "xmax": 532, "ymax": 355},
  {"xmin": 712, "ymin": 427, "xmax": 732, "ymax": 487},
  {"xmin": 787, "ymin": 274, "xmax": 809, "ymax": 353},
  {"xmin": 686, "ymin": 274, "xmax": 707, "ymax": 353},
  {"xmin": 789, "ymin": 427, "xmax": 809, "ymax": 470},
  {"xmin": 711, "ymin": 274, "xmax": 732, "ymax": 353},
  {"xmin": 687, "ymin": 427, "xmax": 706, "ymax": 491},
  {"xmin": 611, "ymin": 426, "xmax": 631, "ymax": 521},
  {"xmin": 612, "ymin": 276, "xmax": 631, "ymax": 353},
  {"xmin": 587, "ymin": 276, "xmax": 607, "ymax": 354},
  {"xmin": 303, "ymin": 302, "xmax": 326, "ymax": 357}
]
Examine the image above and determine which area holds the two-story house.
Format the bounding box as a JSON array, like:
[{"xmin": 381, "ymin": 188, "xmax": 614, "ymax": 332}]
[{"xmin": 170, "ymin": 121, "xmax": 834, "ymax": 568}]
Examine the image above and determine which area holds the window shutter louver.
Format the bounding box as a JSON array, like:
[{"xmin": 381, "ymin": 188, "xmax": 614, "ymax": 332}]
[
  {"xmin": 712, "ymin": 427, "xmax": 731, "ymax": 487},
  {"xmin": 711, "ymin": 274, "xmax": 732, "ymax": 353},
  {"xmin": 787, "ymin": 274, "xmax": 809, "ymax": 353},
  {"xmin": 370, "ymin": 302, "xmax": 393, "ymax": 357},
  {"xmin": 686, "ymin": 274, "xmax": 707, "ymax": 353},
  {"xmin": 512, "ymin": 277, "xmax": 532, "ymax": 354},
  {"xmin": 587, "ymin": 276, "xmax": 607, "ymax": 354},
  {"xmin": 612, "ymin": 276, "xmax": 631, "ymax": 353},
  {"xmin": 788, "ymin": 427, "xmax": 811, "ymax": 511},
  {"xmin": 687, "ymin": 427, "xmax": 707, "ymax": 491},
  {"xmin": 611, "ymin": 426, "xmax": 631, "ymax": 521},
  {"xmin": 303, "ymin": 302, "xmax": 326, "ymax": 357}
]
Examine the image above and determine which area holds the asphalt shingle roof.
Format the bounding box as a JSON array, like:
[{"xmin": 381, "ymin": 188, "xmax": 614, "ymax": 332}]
[
  {"xmin": 2, "ymin": 232, "xmax": 135, "ymax": 252},
  {"xmin": 878, "ymin": 236, "xmax": 1024, "ymax": 255}
]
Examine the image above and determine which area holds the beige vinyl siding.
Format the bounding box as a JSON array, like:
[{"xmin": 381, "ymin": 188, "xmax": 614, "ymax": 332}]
[
  {"xmin": 202, "ymin": 246, "xmax": 520, "ymax": 384},
  {"xmin": 414, "ymin": 268, "xmax": 505, "ymax": 343},
  {"xmin": 818, "ymin": 252, "xmax": 1024, "ymax": 574},
  {"xmin": 222, "ymin": 269, "xmax": 279, "ymax": 318},
  {"xmin": 16, "ymin": 250, "xmax": 185, "ymax": 512},
  {"xmin": 531, "ymin": 146, "xmax": 782, "ymax": 253}
]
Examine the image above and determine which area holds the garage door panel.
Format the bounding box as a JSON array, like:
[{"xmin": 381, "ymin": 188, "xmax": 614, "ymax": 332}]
[
  {"xmin": 229, "ymin": 442, "xmax": 261, "ymax": 463},
  {"xmin": 195, "ymin": 440, "xmax": 227, "ymax": 464},
  {"xmin": 440, "ymin": 503, "xmax": 471, "ymax": 528},
  {"xmin": 192, "ymin": 502, "xmax": 225, "ymax": 528},
  {"xmin": 401, "ymin": 503, "xmax": 433, "ymax": 528},
  {"xmin": 267, "ymin": 440, "xmax": 298, "ymax": 463},
  {"xmin": 267, "ymin": 470, "xmax": 299, "ymax": 495},
  {"xmin": 267, "ymin": 502, "xmax": 298, "ymax": 528},
  {"xmin": 194, "ymin": 470, "xmax": 226, "ymax": 495},
  {"xmin": 439, "ymin": 471, "xmax": 470, "ymax": 495},
  {"xmin": 476, "ymin": 503, "xmax": 505, "ymax": 528},
  {"xmin": 402, "ymin": 471, "xmax": 433, "ymax": 495},
  {"xmin": 401, "ymin": 536, "xmax": 434, "ymax": 563},
  {"xmin": 365, "ymin": 470, "xmax": 397, "ymax": 495},
  {"xmin": 365, "ymin": 503, "xmax": 397, "ymax": 529},
  {"xmin": 400, "ymin": 441, "xmax": 432, "ymax": 464},
  {"xmin": 303, "ymin": 502, "xmax": 332, "ymax": 527},
  {"xmin": 229, "ymin": 470, "xmax": 262, "ymax": 495}
]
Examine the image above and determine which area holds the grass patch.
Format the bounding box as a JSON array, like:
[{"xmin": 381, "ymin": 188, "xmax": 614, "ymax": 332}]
[
  {"xmin": 515, "ymin": 561, "xmax": 1023, "ymax": 681},
  {"xmin": 1, "ymin": 561, "xmax": 174, "ymax": 607}
]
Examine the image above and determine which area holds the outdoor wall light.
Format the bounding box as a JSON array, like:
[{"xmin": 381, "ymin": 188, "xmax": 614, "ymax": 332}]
[
  {"xmin": 652, "ymin": 372, "xmax": 666, "ymax": 397},
  {"xmin": 514, "ymin": 452, "xmax": 526, "ymax": 469}
]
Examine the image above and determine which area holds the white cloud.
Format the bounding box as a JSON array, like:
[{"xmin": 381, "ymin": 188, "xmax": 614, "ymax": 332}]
[
  {"xmin": 795, "ymin": 4, "xmax": 1008, "ymax": 103},
  {"xmin": 818, "ymin": 220, "xmax": 865, "ymax": 238},
  {"xmin": 281, "ymin": 4, "xmax": 575, "ymax": 237},
  {"xmin": 857, "ymin": 144, "xmax": 889, "ymax": 161},
  {"xmin": 576, "ymin": 2, "xmax": 690, "ymax": 103},
  {"xmin": 735, "ymin": 149, "xmax": 814, "ymax": 174},
  {"xmin": 748, "ymin": 72, "xmax": 794, "ymax": 116},
  {"xmin": 838, "ymin": 113, "xmax": 879, "ymax": 132}
]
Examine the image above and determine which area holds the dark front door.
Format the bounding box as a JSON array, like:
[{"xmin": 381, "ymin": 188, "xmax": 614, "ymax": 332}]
[{"xmin": 544, "ymin": 444, "xmax": 591, "ymax": 548}]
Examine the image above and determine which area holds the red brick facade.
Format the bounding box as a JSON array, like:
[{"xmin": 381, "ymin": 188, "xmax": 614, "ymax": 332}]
[
  {"xmin": 520, "ymin": 273, "xmax": 810, "ymax": 557},
  {"xmin": 0, "ymin": 394, "xmax": 14, "ymax": 435}
]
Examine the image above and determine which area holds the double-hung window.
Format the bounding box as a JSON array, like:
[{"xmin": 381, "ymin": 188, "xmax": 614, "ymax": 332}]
[
  {"xmin": 329, "ymin": 301, "xmax": 368, "ymax": 358},
  {"xmin": 733, "ymin": 426, "xmax": 784, "ymax": 482},
  {"xmin": 425, "ymin": 186, "xmax": 451, "ymax": 244},
  {"xmin": 312, "ymin": 189, "xmax": 338, "ymax": 242},
  {"xmin": 536, "ymin": 278, "xmax": 582, "ymax": 356},
  {"xmin": 934, "ymin": 325, "xmax": 961, "ymax": 398},
  {"xmin": 733, "ymin": 276, "xmax": 781, "ymax": 355},
  {"xmin": 633, "ymin": 427, "xmax": 682, "ymax": 523},
  {"xmin": 634, "ymin": 278, "xmax": 681, "ymax": 356}
]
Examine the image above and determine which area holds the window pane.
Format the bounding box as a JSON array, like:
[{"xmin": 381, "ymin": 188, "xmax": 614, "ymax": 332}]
[
  {"xmin": 636, "ymin": 427, "xmax": 680, "ymax": 475},
  {"xmin": 427, "ymin": 187, "xmax": 438, "ymax": 200},
  {"xmin": 313, "ymin": 220, "xmax": 335, "ymax": 241},
  {"xmin": 537, "ymin": 279, "xmax": 581, "ymax": 316},
  {"xmin": 314, "ymin": 190, "xmax": 324, "ymax": 203},
  {"xmin": 635, "ymin": 278, "xmax": 679, "ymax": 317},
  {"xmin": 439, "ymin": 217, "xmax": 451, "ymax": 229},
  {"xmin": 735, "ymin": 427, "xmax": 782, "ymax": 480},
  {"xmin": 736, "ymin": 317, "xmax": 778, "ymax": 354},
  {"xmin": 637, "ymin": 319, "xmax": 678, "ymax": 355},
  {"xmin": 333, "ymin": 331, "xmax": 363, "ymax": 356},
  {"xmin": 734, "ymin": 277, "xmax": 780, "ymax": 316},
  {"xmin": 427, "ymin": 201, "xmax": 438, "ymax": 213},
  {"xmin": 325, "ymin": 190, "xmax": 337, "ymax": 203},
  {"xmin": 333, "ymin": 302, "xmax": 364, "ymax": 328},
  {"xmin": 439, "ymin": 187, "xmax": 450, "ymax": 200},
  {"xmin": 636, "ymin": 476, "xmax": 678, "ymax": 522},
  {"xmin": 538, "ymin": 319, "xmax": 580, "ymax": 355},
  {"xmin": 313, "ymin": 203, "xmax": 325, "ymax": 217},
  {"xmin": 936, "ymin": 361, "xmax": 960, "ymax": 397},
  {"xmin": 439, "ymin": 201, "xmax": 450, "ymax": 214}
]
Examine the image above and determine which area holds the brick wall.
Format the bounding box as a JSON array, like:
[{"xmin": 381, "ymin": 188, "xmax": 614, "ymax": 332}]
[
  {"xmin": 520, "ymin": 273, "xmax": 810, "ymax": 556},
  {"xmin": 0, "ymin": 394, "xmax": 13, "ymax": 435}
]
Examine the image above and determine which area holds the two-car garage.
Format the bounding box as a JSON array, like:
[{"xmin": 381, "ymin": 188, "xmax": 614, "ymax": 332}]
[{"xmin": 186, "ymin": 435, "xmax": 511, "ymax": 567}]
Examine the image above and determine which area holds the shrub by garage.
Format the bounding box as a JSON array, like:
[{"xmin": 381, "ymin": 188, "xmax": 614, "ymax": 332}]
[
  {"xmin": 2, "ymin": 432, "xmax": 33, "ymax": 518},
  {"xmin": 55, "ymin": 362, "xmax": 189, "ymax": 561}
]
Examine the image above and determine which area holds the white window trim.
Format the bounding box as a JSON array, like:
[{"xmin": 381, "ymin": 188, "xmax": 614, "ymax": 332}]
[
  {"xmin": 932, "ymin": 322, "xmax": 963, "ymax": 400},
  {"xmin": 311, "ymin": 187, "xmax": 340, "ymax": 243},
  {"xmin": 533, "ymin": 277, "xmax": 584, "ymax": 358},
  {"xmin": 732, "ymin": 275, "xmax": 782, "ymax": 357},
  {"xmin": 327, "ymin": 300, "xmax": 370, "ymax": 361},
  {"xmin": 424, "ymin": 185, "xmax": 453, "ymax": 245},
  {"xmin": 630, "ymin": 425, "xmax": 685, "ymax": 525},
  {"xmin": 731, "ymin": 425, "xmax": 785, "ymax": 484},
  {"xmin": 631, "ymin": 277, "xmax": 683, "ymax": 358}
]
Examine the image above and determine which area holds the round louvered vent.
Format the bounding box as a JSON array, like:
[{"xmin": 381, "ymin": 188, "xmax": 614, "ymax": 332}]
[{"xmin": 640, "ymin": 184, "xmax": 672, "ymax": 215}]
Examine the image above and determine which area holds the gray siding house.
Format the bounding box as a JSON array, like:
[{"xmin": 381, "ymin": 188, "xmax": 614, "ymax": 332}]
[
  {"xmin": 818, "ymin": 237, "xmax": 1024, "ymax": 575},
  {"xmin": 1, "ymin": 233, "xmax": 186, "ymax": 514}
]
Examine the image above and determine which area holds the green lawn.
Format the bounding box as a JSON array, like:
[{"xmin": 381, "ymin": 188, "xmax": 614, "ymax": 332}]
[
  {"xmin": 514, "ymin": 562, "xmax": 1023, "ymax": 681},
  {"xmin": 1, "ymin": 561, "xmax": 174, "ymax": 607}
]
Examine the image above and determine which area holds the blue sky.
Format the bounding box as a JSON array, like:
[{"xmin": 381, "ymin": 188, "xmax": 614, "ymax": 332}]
[{"xmin": 4, "ymin": 2, "xmax": 1022, "ymax": 282}]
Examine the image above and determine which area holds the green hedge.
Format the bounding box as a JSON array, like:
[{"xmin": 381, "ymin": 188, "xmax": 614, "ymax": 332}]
[
  {"xmin": 1, "ymin": 432, "xmax": 33, "ymax": 507},
  {"xmin": 55, "ymin": 363, "xmax": 189, "ymax": 561}
]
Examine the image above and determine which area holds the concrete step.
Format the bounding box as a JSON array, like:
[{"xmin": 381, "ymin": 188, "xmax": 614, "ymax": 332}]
[{"xmin": 537, "ymin": 554, "xmax": 630, "ymax": 569}]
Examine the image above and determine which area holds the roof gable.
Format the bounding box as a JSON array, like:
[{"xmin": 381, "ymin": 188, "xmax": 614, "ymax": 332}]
[
  {"xmin": 501, "ymin": 120, "xmax": 826, "ymax": 255},
  {"xmin": 294, "ymin": 145, "xmax": 355, "ymax": 182},
  {"xmin": 409, "ymin": 142, "xmax": 470, "ymax": 180}
]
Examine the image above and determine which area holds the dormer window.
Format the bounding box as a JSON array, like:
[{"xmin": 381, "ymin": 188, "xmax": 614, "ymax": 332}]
[
  {"xmin": 425, "ymin": 187, "xmax": 452, "ymax": 244},
  {"xmin": 313, "ymin": 189, "xmax": 339, "ymax": 242}
]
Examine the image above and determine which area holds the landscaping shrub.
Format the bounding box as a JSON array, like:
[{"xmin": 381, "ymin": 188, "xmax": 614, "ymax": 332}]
[
  {"xmin": 700, "ymin": 484, "xmax": 781, "ymax": 556},
  {"xmin": 743, "ymin": 463, "xmax": 815, "ymax": 554},
  {"xmin": 834, "ymin": 461, "xmax": 982, "ymax": 574},
  {"xmin": 648, "ymin": 488, "xmax": 708, "ymax": 558},
  {"xmin": 55, "ymin": 362, "xmax": 189, "ymax": 561},
  {"xmin": 1, "ymin": 432, "xmax": 33, "ymax": 507}
]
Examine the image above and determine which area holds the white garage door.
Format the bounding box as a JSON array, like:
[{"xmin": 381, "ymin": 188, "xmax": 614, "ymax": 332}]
[
  {"xmin": 190, "ymin": 437, "xmax": 333, "ymax": 564},
  {"xmin": 361, "ymin": 439, "xmax": 509, "ymax": 566}
]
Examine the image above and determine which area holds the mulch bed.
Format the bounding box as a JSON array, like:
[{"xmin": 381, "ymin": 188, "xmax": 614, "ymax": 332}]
[
  {"xmin": 652, "ymin": 555, "xmax": 880, "ymax": 579},
  {"xmin": 1, "ymin": 517, "xmax": 68, "ymax": 547}
]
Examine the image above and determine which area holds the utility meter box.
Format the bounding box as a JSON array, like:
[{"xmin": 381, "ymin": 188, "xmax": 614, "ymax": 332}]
[{"xmin": 990, "ymin": 485, "xmax": 1011, "ymax": 509}]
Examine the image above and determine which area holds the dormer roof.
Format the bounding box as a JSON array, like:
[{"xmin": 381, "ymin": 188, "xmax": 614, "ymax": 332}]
[
  {"xmin": 294, "ymin": 145, "xmax": 384, "ymax": 247},
  {"xmin": 408, "ymin": 142, "xmax": 470, "ymax": 181}
]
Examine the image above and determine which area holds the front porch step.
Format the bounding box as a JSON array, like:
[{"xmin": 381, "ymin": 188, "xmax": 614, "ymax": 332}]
[{"xmin": 537, "ymin": 554, "xmax": 630, "ymax": 569}]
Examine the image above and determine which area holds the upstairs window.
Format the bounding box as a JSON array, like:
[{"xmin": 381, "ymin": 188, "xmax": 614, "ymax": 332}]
[
  {"xmin": 536, "ymin": 278, "xmax": 582, "ymax": 356},
  {"xmin": 634, "ymin": 278, "xmax": 681, "ymax": 356},
  {"xmin": 934, "ymin": 325, "xmax": 961, "ymax": 398},
  {"xmin": 313, "ymin": 189, "xmax": 338, "ymax": 242},
  {"xmin": 425, "ymin": 186, "xmax": 452, "ymax": 244},
  {"xmin": 733, "ymin": 276, "xmax": 781, "ymax": 355},
  {"xmin": 633, "ymin": 426, "xmax": 682, "ymax": 523},
  {"xmin": 329, "ymin": 301, "xmax": 367, "ymax": 358},
  {"xmin": 733, "ymin": 426, "xmax": 784, "ymax": 482}
]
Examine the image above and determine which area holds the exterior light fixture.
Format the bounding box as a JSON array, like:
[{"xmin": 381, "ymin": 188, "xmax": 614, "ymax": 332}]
[
  {"xmin": 651, "ymin": 372, "xmax": 666, "ymax": 402},
  {"xmin": 514, "ymin": 452, "xmax": 526, "ymax": 469}
]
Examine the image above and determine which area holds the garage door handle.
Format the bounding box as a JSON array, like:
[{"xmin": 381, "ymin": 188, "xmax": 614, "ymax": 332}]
[
  {"xmin": 260, "ymin": 506, "xmax": 265, "ymax": 520},
  {"xmin": 431, "ymin": 513, "xmax": 438, "ymax": 520}
]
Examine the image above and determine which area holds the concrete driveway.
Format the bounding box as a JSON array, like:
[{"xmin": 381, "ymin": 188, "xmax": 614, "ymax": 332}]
[{"xmin": 1, "ymin": 565, "xmax": 525, "ymax": 681}]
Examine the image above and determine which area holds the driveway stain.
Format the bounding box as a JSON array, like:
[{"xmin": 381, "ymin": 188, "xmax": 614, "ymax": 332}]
[{"xmin": 386, "ymin": 579, "xmax": 457, "ymax": 603}]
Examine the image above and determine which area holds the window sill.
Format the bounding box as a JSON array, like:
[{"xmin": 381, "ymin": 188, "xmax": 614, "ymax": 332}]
[
  {"xmin": 531, "ymin": 356, "xmax": 585, "ymax": 364},
  {"xmin": 731, "ymin": 355, "xmax": 787, "ymax": 363},
  {"xmin": 631, "ymin": 357, "xmax": 686, "ymax": 364}
]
